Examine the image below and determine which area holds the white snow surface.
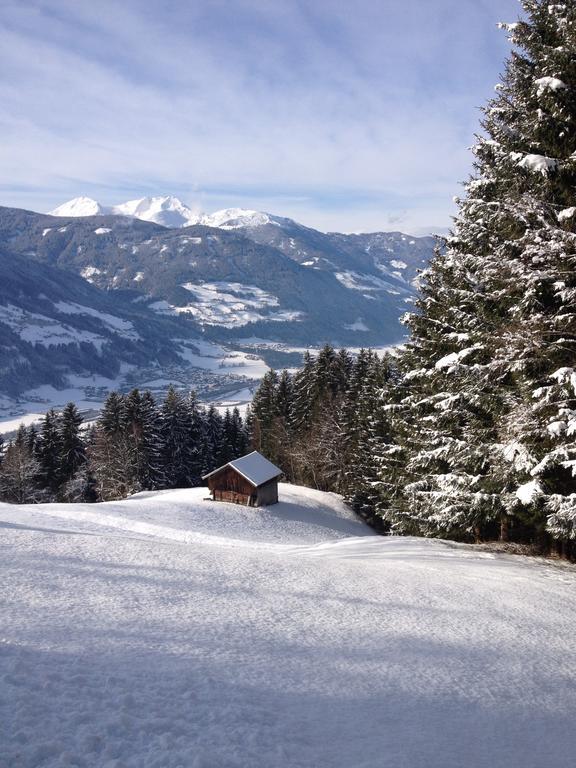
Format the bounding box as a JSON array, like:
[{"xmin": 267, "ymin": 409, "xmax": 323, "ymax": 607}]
[
  {"xmin": 558, "ymin": 207, "xmax": 576, "ymax": 222},
  {"xmin": 164, "ymin": 282, "xmax": 304, "ymax": 327},
  {"xmin": 53, "ymin": 301, "xmax": 140, "ymax": 341},
  {"xmin": 515, "ymin": 479, "xmax": 543, "ymax": 505},
  {"xmin": 0, "ymin": 304, "xmax": 106, "ymax": 349},
  {"xmin": 335, "ymin": 270, "xmax": 405, "ymax": 293},
  {"xmin": 344, "ymin": 318, "xmax": 369, "ymax": 331},
  {"xmin": 517, "ymin": 153, "xmax": 558, "ymax": 175},
  {"xmin": 2, "ymin": 484, "xmax": 576, "ymax": 767},
  {"xmin": 435, "ymin": 345, "xmax": 481, "ymax": 370},
  {"xmin": 49, "ymin": 197, "xmax": 106, "ymax": 217},
  {"xmin": 535, "ymin": 76, "xmax": 567, "ymax": 96}
]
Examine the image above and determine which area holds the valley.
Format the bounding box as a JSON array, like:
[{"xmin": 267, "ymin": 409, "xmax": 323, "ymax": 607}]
[{"xmin": 0, "ymin": 198, "xmax": 433, "ymax": 428}]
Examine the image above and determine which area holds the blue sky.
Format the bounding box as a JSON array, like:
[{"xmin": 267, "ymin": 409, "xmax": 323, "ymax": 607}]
[{"xmin": 0, "ymin": 0, "xmax": 523, "ymax": 234}]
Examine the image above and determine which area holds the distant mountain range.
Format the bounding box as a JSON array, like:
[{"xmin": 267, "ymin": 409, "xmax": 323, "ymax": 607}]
[
  {"xmin": 50, "ymin": 195, "xmax": 293, "ymax": 230},
  {"xmin": 0, "ymin": 199, "xmax": 436, "ymax": 415}
]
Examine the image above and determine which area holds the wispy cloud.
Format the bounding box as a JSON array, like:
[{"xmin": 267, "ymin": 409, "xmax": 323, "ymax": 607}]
[{"xmin": 0, "ymin": 0, "xmax": 522, "ymax": 233}]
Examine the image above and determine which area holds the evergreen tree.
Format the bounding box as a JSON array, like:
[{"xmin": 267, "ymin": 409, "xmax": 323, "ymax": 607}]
[
  {"xmin": 89, "ymin": 392, "xmax": 134, "ymax": 500},
  {"xmin": 25, "ymin": 425, "xmax": 39, "ymax": 456},
  {"xmin": 275, "ymin": 370, "xmax": 293, "ymax": 423},
  {"xmin": 228, "ymin": 407, "xmax": 249, "ymax": 458},
  {"xmin": 377, "ymin": 1, "xmax": 576, "ymax": 549},
  {"xmin": 218, "ymin": 409, "xmax": 236, "ymax": 465},
  {"xmin": 160, "ymin": 386, "xmax": 196, "ymax": 488},
  {"xmin": 58, "ymin": 403, "xmax": 86, "ymax": 487},
  {"xmin": 290, "ymin": 352, "xmax": 315, "ymax": 434},
  {"xmin": 36, "ymin": 409, "xmax": 63, "ymax": 495},
  {"xmin": 251, "ymin": 369, "xmax": 279, "ymax": 458},
  {"xmin": 186, "ymin": 391, "xmax": 206, "ymax": 485},
  {"xmin": 202, "ymin": 405, "xmax": 224, "ymax": 474},
  {"xmin": 123, "ymin": 388, "xmax": 164, "ymax": 490},
  {"xmin": 138, "ymin": 391, "xmax": 164, "ymax": 489},
  {"xmin": 99, "ymin": 391, "xmax": 126, "ymax": 434}
]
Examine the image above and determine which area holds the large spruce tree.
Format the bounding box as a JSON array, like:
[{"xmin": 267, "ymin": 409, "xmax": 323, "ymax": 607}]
[{"xmin": 380, "ymin": 1, "xmax": 576, "ymax": 548}]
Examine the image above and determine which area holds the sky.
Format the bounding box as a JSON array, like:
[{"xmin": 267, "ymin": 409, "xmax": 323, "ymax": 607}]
[{"xmin": 0, "ymin": 0, "xmax": 524, "ymax": 235}]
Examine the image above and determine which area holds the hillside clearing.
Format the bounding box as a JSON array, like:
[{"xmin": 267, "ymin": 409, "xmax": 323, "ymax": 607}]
[{"xmin": 1, "ymin": 484, "xmax": 575, "ymax": 768}]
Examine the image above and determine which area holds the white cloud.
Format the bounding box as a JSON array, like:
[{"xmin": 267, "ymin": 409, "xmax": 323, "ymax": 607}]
[{"xmin": 0, "ymin": 0, "xmax": 522, "ymax": 232}]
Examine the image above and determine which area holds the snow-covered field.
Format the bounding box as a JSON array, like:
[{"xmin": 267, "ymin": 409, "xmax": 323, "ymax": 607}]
[{"xmin": 1, "ymin": 485, "xmax": 576, "ymax": 768}]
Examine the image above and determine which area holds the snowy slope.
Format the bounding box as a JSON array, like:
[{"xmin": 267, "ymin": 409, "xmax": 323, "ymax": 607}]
[{"xmin": 1, "ymin": 484, "xmax": 576, "ymax": 768}]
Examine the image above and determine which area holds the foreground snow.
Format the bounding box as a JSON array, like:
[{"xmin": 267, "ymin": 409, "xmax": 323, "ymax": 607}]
[{"xmin": 1, "ymin": 485, "xmax": 575, "ymax": 768}]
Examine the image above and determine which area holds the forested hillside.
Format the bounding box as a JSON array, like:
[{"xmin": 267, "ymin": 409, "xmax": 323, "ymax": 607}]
[
  {"xmin": 250, "ymin": 1, "xmax": 576, "ymax": 557},
  {"xmin": 0, "ymin": 388, "xmax": 249, "ymax": 503}
]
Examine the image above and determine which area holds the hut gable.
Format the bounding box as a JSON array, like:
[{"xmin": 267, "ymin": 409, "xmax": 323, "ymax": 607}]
[{"xmin": 202, "ymin": 451, "xmax": 282, "ymax": 507}]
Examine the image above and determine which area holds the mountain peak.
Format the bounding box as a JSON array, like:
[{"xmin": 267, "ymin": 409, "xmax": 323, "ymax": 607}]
[
  {"xmin": 113, "ymin": 196, "xmax": 200, "ymax": 227},
  {"xmin": 49, "ymin": 197, "xmax": 107, "ymax": 217},
  {"xmin": 200, "ymin": 208, "xmax": 281, "ymax": 229}
]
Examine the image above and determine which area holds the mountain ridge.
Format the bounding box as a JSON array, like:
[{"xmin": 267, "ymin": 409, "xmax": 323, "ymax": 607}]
[
  {"xmin": 0, "ymin": 202, "xmax": 434, "ymax": 414},
  {"xmin": 49, "ymin": 196, "xmax": 295, "ymax": 230}
]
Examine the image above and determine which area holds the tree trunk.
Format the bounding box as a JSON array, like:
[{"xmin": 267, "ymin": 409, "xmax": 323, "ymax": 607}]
[{"xmin": 500, "ymin": 513, "xmax": 509, "ymax": 542}]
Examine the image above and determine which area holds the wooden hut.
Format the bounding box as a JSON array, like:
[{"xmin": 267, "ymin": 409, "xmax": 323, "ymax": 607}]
[{"xmin": 202, "ymin": 451, "xmax": 282, "ymax": 507}]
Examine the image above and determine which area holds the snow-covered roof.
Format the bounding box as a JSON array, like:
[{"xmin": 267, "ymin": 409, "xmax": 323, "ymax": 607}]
[{"xmin": 203, "ymin": 451, "xmax": 283, "ymax": 487}]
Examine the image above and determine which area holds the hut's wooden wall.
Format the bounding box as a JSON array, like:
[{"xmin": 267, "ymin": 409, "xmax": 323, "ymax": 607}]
[
  {"xmin": 255, "ymin": 479, "xmax": 279, "ymax": 506},
  {"xmin": 208, "ymin": 466, "xmax": 255, "ymax": 506},
  {"xmin": 207, "ymin": 466, "xmax": 279, "ymax": 507}
]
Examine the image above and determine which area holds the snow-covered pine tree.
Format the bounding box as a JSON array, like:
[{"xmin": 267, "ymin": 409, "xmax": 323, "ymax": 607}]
[
  {"xmin": 202, "ymin": 405, "xmax": 224, "ymax": 474},
  {"xmin": 218, "ymin": 409, "xmax": 236, "ymax": 466},
  {"xmin": 123, "ymin": 388, "xmax": 164, "ymax": 491},
  {"xmin": 89, "ymin": 392, "xmax": 131, "ymax": 500},
  {"xmin": 228, "ymin": 407, "xmax": 249, "ymax": 458},
  {"xmin": 137, "ymin": 390, "xmax": 164, "ymax": 489},
  {"xmin": 160, "ymin": 386, "xmax": 198, "ymax": 488},
  {"xmin": 275, "ymin": 369, "xmax": 293, "ymax": 423},
  {"xmin": 344, "ymin": 352, "xmax": 395, "ymax": 523},
  {"xmin": 98, "ymin": 391, "xmax": 125, "ymax": 434},
  {"xmin": 289, "ymin": 352, "xmax": 315, "ymax": 435},
  {"xmin": 250, "ymin": 369, "xmax": 279, "ymax": 459},
  {"xmin": 382, "ymin": 1, "xmax": 576, "ymax": 548},
  {"xmin": 58, "ymin": 403, "xmax": 86, "ymax": 488},
  {"xmin": 36, "ymin": 409, "xmax": 63, "ymax": 495},
  {"xmin": 183, "ymin": 391, "xmax": 205, "ymax": 486}
]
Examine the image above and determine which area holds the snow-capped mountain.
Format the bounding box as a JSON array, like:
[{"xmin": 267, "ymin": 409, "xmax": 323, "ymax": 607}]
[
  {"xmin": 50, "ymin": 195, "xmax": 201, "ymax": 228},
  {"xmin": 50, "ymin": 196, "xmax": 109, "ymax": 218},
  {"xmin": 114, "ymin": 196, "xmax": 200, "ymax": 228},
  {"xmin": 200, "ymin": 208, "xmax": 291, "ymax": 229},
  {"xmin": 49, "ymin": 197, "xmax": 298, "ymax": 230}
]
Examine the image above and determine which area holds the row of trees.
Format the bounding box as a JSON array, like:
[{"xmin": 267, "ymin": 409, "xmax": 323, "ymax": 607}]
[
  {"xmin": 250, "ymin": 345, "xmax": 392, "ymax": 528},
  {"xmin": 0, "ymin": 387, "xmax": 249, "ymax": 503}
]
